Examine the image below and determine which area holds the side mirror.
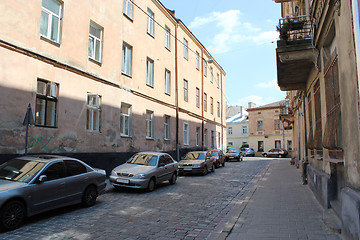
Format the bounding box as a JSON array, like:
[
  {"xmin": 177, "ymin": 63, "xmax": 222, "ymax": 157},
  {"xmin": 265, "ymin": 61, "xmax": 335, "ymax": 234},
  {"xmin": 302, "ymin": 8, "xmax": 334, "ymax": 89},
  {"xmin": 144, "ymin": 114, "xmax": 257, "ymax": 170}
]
[{"xmin": 38, "ymin": 175, "xmax": 47, "ymax": 183}]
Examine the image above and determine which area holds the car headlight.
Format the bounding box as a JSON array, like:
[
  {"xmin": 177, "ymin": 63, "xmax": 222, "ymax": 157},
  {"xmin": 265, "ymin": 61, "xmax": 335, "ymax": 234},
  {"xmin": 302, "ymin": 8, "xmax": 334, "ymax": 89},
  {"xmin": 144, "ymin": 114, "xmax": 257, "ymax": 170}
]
[
  {"xmin": 134, "ymin": 173, "xmax": 146, "ymax": 179},
  {"xmin": 192, "ymin": 164, "xmax": 200, "ymax": 168},
  {"xmin": 111, "ymin": 170, "xmax": 117, "ymax": 176}
]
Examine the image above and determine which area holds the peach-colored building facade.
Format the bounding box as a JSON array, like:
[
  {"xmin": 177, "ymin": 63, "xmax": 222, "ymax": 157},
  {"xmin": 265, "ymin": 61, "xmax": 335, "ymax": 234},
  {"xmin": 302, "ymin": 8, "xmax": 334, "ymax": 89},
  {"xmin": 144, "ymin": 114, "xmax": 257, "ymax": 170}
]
[{"xmin": 0, "ymin": 0, "xmax": 226, "ymax": 165}]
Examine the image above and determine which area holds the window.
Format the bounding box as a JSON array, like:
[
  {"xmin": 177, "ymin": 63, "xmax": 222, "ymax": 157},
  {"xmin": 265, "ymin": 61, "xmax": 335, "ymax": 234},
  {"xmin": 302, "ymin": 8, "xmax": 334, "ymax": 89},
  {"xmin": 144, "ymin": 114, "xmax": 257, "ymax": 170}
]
[
  {"xmin": 183, "ymin": 80, "xmax": 188, "ymax": 102},
  {"xmin": 228, "ymin": 142, "xmax": 233, "ymax": 146},
  {"xmin": 42, "ymin": 162, "xmax": 65, "ymax": 181},
  {"xmin": 275, "ymin": 140, "xmax": 281, "ymax": 148},
  {"xmin": 146, "ymin": 57, "xmax": 154, "ymax": 87},
  {"xmin": 88, "ymin": 22, "xmax": 103, "ymax": 63},
  {"xmin": 204, "ymin": 93, "xmax": 207, "ymax": 112},
  {"xmin": 164, "ymin": 115, "xmax": 170, "ymax": 140},
  {"xmin": 307, "ymin": 94, "xmax": 314, "ymax": 150},
  {"xmin": 35, "ymin": 79, "xmax": 58, "ymax": 127},
  {"xmin": 257, "ymin": 120, "xmax": 263, "ymax": 131},
  {"xmin": 65, "ymin": 160, "xmax": 87, "ymax": 177},
  {"xmin": 147, "ymin": 8, "xmax": 154, "ymax": 36},
  {"xmin": 242, "ymin": 126, "xmax": 247, "ymax": 134},
  {"xmin": 122, "ymin": 42, "xmax": 132, "ymax": 76},
  {"xmin": 165, "ymin": 26, "xmax": 171, "ymax": 50},
  {"xmin": 274, "ymin": 119, "xmax": 281, "ymax": 130},
  {"xmin": 120, "ymin": 103, "xmax": 131, "ymax": 136},
  {"xmin": 203, "ymin": 59, "xmax": 207, "ymax": 76},
  {"xmin": 217, "ymin": 102, "xmax": 220, "ymax": 117},
  {"xmin": 228, "ymin": 127, "xmax": 233, "ymax": 135},
  {"xmin": 194, "ymin": 88, "xmax": 199, "ymax": 108},
  {"xmin": 287, "ymin": 140, "xmax": 293, "ymax": 151},
  {"xmin": 165, "ymin": 69, "xmax": 171, "ymax": 95},
  {"xmin": 204, "ymin": 129, "xmax": 208, "ymax": 146},
  {"xmin": 258, "ymin": 141, "xmax": 264, "ymax": 152},
  {"xmin": 40, "ymin": 0, "xmax": 61, "ymax": 43},
  {"xmin": 216, "ymin": 73, "xmax": 220, "ymax": 88},
  {"xmin": 87, "ymin": 93, "xmax": 101, "ymax": 132},
  {"xmin": 210, "ymin": 97, "xmax": 213, "ymax": 114},
  {"xmin": 210, "ymin": 67, "xmax": 213, "ymax": 83},
  {"xmin": 211, "ymin": 130, "xmax": 215, "ymax": 148},
  {"xmin": 123, "ymin": 0, "xmax": 133, "ymax": 19},
  {"xmin": 218, "ymin": 132, "xmax": 221, "ymax": 147},
  {"xmin": 183, "ymin": 39, "xmax": 188, "ymax": 60},
  {"xmin": 196, "ymin": 127, "xmax": 200, "ymax": 146},
  {"xmin": 313, "ymin": 80, "xmax": 322, "ymax": 152},
  {"xmin": 183, "ymin": 123, "xmax": 189, "ymax": 145},
  {"xmin": 146, "ymin": 110, "xmax": 154, "ymax": 138},
  {"xmin": 196, "ymin": 52, "xmax": 200, "ymax": 70}
]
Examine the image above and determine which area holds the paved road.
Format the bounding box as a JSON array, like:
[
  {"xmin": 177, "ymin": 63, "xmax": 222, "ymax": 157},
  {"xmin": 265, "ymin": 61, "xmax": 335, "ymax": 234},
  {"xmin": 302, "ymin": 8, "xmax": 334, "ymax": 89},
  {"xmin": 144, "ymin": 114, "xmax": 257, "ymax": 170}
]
[{"xmin": 0, "ymin": 158, "xmax": 270, "ymax": 240}]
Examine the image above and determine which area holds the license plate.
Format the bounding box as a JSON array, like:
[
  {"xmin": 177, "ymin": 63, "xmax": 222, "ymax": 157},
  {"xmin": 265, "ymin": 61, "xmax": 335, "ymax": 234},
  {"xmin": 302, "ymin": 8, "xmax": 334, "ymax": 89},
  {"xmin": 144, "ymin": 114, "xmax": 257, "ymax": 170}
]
[
  {"xmin": 184, "ymin": 167, "xmax": 192, "ymax": 171},
  {"xmin": 116, "ymin": 178, "xmax": 129, "ymax": 184}
]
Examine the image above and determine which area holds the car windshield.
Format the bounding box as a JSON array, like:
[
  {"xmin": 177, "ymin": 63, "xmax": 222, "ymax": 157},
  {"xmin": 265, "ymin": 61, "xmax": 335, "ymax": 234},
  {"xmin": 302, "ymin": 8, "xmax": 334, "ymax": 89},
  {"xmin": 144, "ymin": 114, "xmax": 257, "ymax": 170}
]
[
  {"xmin": 183, "ymin": 152, "xmax": 205, "ymax": 160},
  {"xmin": 211, "ymin": 151, "xmax": 219, "ymax": 156},
  {"xmin": 228, "ymin": 149, "xmax": 239, "ymax": 153},
  {"xmin": 0, "ymin": 159, "xmax": 46, "ymax": 183},
  {"xmin": 127, "ymin": 154, "xmax": 158, "ymax": 166}
]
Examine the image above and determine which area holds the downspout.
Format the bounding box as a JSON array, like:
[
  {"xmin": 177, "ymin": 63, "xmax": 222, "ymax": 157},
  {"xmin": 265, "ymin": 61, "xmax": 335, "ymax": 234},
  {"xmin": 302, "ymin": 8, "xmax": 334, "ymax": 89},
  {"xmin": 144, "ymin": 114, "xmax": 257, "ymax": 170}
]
[
  {"xmin": 175, "ymin": 21, "xmax": 180, "ymax": 161},
  {"xmin": 302, "ymin": 92, "xmax": 309, "ymax": 184},
  {"xmin": 201, "ymin": 51, "xmax": 204, "ymax": 150},
  {"xmin": 220, "ymin": 72, "xmax": 224, "ymax": 151}
]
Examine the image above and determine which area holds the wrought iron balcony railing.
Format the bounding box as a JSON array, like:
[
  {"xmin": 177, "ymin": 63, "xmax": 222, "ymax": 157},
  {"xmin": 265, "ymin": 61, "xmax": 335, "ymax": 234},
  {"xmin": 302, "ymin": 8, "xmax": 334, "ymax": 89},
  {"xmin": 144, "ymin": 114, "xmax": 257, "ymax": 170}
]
[{"xmin": 277, "ymin": 15, "xmax": 312, "ymax": 42}]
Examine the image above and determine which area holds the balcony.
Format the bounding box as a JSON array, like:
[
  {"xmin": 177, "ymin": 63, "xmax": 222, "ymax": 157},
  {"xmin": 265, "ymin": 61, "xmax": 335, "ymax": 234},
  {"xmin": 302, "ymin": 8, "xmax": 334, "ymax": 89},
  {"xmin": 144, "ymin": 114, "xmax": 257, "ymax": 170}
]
[{"xmin": 276, "ymin": 15, "xmax": 318, "ymax": 91}]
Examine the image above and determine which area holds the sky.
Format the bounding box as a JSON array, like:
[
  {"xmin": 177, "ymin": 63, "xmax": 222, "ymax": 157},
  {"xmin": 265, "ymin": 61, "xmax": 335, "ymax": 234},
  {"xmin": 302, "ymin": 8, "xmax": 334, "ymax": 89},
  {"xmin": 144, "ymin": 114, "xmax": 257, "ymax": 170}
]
[{"xmin": 160, "ymin": 0, "xmax": 286, "ymax": 108}]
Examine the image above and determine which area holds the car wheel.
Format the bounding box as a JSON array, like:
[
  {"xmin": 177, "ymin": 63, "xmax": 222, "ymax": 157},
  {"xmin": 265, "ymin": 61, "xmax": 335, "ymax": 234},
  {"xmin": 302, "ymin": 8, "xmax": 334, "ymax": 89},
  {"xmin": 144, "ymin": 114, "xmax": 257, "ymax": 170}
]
[
  {"xmin": 222, "ymin": 161, "xmax": 225, "ymax": 167},
  {"xmin": 82, "ymin": 185, "xmax": 98, "ymax": 207},
  {"xmin": 278, "ymin": 154, "xmax": 282, "ymax": 158},
  {"xmin": 263, "ymin": 153, "xmax": 268, "ymax": 157},
  {"xmin": 148, "ymin": 178, "xmax": 156, "ymax": 192},
  {"xmin": 202, "ymin": 166, "xmax": 208, "ymax": 175},
  {"xmin": 211, "ymin": 164, "xmax": 215, "ymax": 172},
  {"xmin": 169, "ymin": 172, "xmax": 177, "ymax": 185},
  {"xmin": 0, "ymin": 200, "xmax": 26, "ymax": 231}
]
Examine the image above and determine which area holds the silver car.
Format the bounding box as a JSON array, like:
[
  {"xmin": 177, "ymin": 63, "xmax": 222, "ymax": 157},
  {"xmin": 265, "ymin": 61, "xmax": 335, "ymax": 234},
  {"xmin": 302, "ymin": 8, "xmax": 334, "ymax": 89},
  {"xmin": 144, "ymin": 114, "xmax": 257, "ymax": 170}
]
[
  {"xmin": 109, "ymin": 152, "xmax": 178, "ymax": 192},
  {"xmin": 0, "ymin": 155, "xmax": 106, "ymax": 231},
  {"xmin": 178, "ymin": 151, "xmax": 215, "ymax": 175}
]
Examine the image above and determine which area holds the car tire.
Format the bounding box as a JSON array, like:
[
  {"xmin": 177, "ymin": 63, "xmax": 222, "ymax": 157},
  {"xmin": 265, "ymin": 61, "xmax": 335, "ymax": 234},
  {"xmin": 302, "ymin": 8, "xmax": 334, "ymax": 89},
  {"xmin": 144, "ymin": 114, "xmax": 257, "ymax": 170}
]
[
  {"xmin": 148, "ymin": 178, "xmax": 156, "ymax": 192},
  {"xmin": 222, "ymin": 161, "xmax": 225, "ymax": 167},
  {"xmin": 169, "ymin": 172, "xmax": 177, "ymax": 185},
  {"xmin": 263, "ymin": 153, "xmax": 268, "ymax": 157},
  {"xmin": 82, "ymin": 185, "xmax": 98, "ymax": 207},
  {"xmin": 278, "ymin": 154, "xmax": 282, "ymax": 158},
  {"xmin": 0, "ymin": 200, "xmax": 26, "ymax": 231},
  {"xmin": 211, "ymin": 164, "xmax": 215, "ymax": 172},
  {"xmin": 202, "ymin": 166, "xmax": 208, "ymax": 175}
]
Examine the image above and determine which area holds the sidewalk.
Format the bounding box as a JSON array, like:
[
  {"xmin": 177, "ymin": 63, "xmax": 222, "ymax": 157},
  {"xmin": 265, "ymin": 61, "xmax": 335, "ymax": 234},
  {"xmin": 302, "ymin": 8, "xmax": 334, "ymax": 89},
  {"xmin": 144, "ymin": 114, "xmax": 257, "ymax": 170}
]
[{"xmin": 226, "ymin": 159, "xmax": 342, "ymax": 240}]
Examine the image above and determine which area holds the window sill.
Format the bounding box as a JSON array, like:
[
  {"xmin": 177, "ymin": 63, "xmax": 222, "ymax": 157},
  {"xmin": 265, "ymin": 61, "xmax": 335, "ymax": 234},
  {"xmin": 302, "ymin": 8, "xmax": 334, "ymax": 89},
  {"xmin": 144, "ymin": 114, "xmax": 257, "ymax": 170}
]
[
  {"xmin": 35, "ymin": 124, "xmax": 57, "ymax": 129},
  {"xmin": 165, "ymin": 47, "xmax": 171, "ymax": 52},
  {"xmin": 121, "ymin": 134, "xmax": 132, "ymax": 138},
  {"xmin": 121, "ymin": 72, "xmax": 132, "ymax": 78},
  {"xmin": 324, "ymin": 158, "xmax": 344, "ymax": 164},
  {"xmin": 146, "ymin": 137, "xmax": 154, "ymax": 140},
  {"xmin": 123, "ymin": 13, "xmax": 133, "ymax": 22},
  {"xmin": 165, "ymin": 92, "xmax": 171, "ymax": 96},
  {"xmin": 87, "ymin": 130, "xmax": 101, "ymax": 134},
  {"xmin": 89, "ymin": 58, "xmax": 102, "ymax": 66},
  {"xmin": 147, "ymin": 32, "xmax": 155, "ymax": 39},
  {"xmin": 146, "ymin": 84, "xmax": 154, "ymax": 88},
  {"xmin": 40, "ymin": 36, "xmax": 60, "ymax": 47}
]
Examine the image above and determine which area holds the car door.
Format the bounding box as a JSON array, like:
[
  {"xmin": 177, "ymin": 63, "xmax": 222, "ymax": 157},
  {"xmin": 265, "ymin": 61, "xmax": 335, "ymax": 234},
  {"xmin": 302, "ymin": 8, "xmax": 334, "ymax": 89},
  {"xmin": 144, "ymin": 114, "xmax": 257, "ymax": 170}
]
[
  {"xmin": 28, "ymin": 161, "xmax": 67, "ymax": 214},
  {"xmin": 205, "ymin": 151, "xmax": 213, "ymax": 169},
  {"xmin": 164, "ymin": 155, "xmax": 176, "ymax": 180},
  {"xmin": 157, "ymin": 156, "xmax": 168, "ymax": 183},
  {"xmin": 63, "ymin": 160, "xmax": 89, "ymax": 203}
]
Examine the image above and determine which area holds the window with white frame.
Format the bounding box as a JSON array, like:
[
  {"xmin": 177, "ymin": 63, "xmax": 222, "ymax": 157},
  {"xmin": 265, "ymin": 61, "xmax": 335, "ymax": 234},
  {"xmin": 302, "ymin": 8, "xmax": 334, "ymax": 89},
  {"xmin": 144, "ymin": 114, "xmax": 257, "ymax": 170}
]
[
  {"xmin": 40, "ymin": 0, "xmax": 61, "ymax": 43},
  {"xmin": 196, "ymin": 87, "xmax": 200, "ymax": 108},
  {"xmin": 122, "ymin": 42, "xmax": 132, "ymax": 76},
  {"xmin": 196, "ymin": 127, "xmax": 200, "ymax": 146},
  {"xmin": 218, "ymin": 132, "xmax": 221, "ymax": 148},
  {"xmin": 183, "ymin": 80, "xmax": 188, "ymax": 102},
  {"xmin": 196, "ymin": 51, "xmax": 200, "ymax": 70},
  {"xmin": 217, "ymin": 101, "xmax": 220, "ymax": 117},
  {"xmin": 165, "ymin": 69, "xmax": 171, "ymax": 95},
  {"xmin": 203, "ymin": 59, "xmax": 207, "ymax": 77},
  {"xmin": 123, "ymin": 0, "xmax": 133, "ymax": 19},
  {"xmin": 257, "ymin": 120, "xmax": 263, "ymax": 131},
  {"xmin": 88, "ymin": 22, "xmax": 103, "ymax": 63},
  {"xmin": 120, "ymin": 103, "xmax": 131, "ymax": 136},
  {"xmin": 228, "ymin": 127, "xmax": 232, "ymax": 135},
  {"xmin": 183, "ymin": 39, "xmax": 188, "ymax": 60},
  {"xmin": 210, "ymin": 67, "xmax": 213, "ymax": 83},
  {"xmin": 217, "ymin": 73, "xmax": 220, "ymax": 88},
  {"xmin": 87, "ymin": 93, "xmax": 101, "ymax": 132},
  {"xmin": 165, "ymin": 26, "xmax": 171, "ymax": 50},
  {"xmin": 183, "ymin": 123, "xmax": 189, "ymax": 145},
  {"xmin": 204, "ymin": 129, "xmax": 208, "ymax": 146},
  {"xmin": 164, "ymin": 115, "xmax": 170, "ymax": 140},
  {"xmin": 146, "ymin": 110, "xmax": 154, "ymax": 138},
  {"xmin": 287, "ymin": 140, "xmax": 293, "ymax": 151},
  {"xmin": 242, "ymin": 126, "xmax": 248, "ymax": 134},
  {"xmin": 146, "ymin": 57, "xmax": 154, "ymax": 87},
  {"xmin": 274, "ymin": 119, "xmax": 281, "ymax": 130},
  {"xmin": 147, "ymin": 8, "xmax": 154, "ymax": 36},
  {"xmin": 210, "ymin": 97, "xmax": 213, "ymax": 114},
  {"xmin": 203, "ymin": 93, "xmax": 207, "ymax": 112},
  {"xmin": 35, "ymin": 79, "xmax": 58, "ymax": 127},
  {"xmin": 275, "ymin": 140, "xmax": 281, "ymax": 149}
]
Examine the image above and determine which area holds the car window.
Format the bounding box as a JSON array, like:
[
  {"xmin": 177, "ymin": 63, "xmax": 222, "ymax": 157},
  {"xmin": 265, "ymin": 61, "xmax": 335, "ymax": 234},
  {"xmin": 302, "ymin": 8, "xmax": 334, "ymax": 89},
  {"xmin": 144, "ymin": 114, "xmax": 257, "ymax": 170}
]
[
  {"xmin": 65, "ymin": 160, "xmax": 87, "ymax": 177},
  {"xmin": 164, "ymin": 155, "xmax": 173, "ymax": 164},
  {"xmin": 128, "ymin": 154, "xmax": 157, "ymax": 166},
  {"xmin": 158, "ymin": 156, "xmax": 166, "ymax": 166},
  {"xmin": 0, "ymin": 159, "xmax": 45, "ymax": 183},
  {"xmin": 42, "ymin": 162, "xmax": 65, "ymax": 181},
  {"xmin": 211, "ymin": 151, "xmax": 219, "ymax": 157},
  {"xmin": 184, "ymin": 152, "xmax": 205, "ymax": 160}
]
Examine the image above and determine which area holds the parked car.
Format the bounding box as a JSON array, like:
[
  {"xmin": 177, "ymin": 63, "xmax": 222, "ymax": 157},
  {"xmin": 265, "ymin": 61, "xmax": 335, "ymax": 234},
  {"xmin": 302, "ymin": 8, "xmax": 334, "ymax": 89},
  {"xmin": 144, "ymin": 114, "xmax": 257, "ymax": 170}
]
[
  {"xmin": 241, "ymin": 147, "xmax": 255, "ymax": 157},
  {"xmin": 208, "ymin": 149, "xmax": 226, "ymax": 168},
  {"xmin": 178, "ymin": 151, "xmax": 215, "ymax": 175},
  {"xmin": 262, "ymin": 148, "xmax": 288, "ymax": 158},
  {"xmin": 0, "ymin": 155, "xmax": 106, "ymax": 231},
  {"xmin": 225, "ymin": 148, "xmax": 243, "ymax": 161},
  {"xmin": 110, "ymin": 152, "xmax": 178, "ymax": 192}
]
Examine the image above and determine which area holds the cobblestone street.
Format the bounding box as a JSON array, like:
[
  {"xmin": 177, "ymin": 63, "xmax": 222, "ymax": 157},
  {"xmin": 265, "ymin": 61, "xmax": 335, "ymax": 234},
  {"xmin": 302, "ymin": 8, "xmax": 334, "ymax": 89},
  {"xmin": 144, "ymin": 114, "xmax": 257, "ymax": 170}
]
[{"xmin": 0, "ymin": 158, "xmax": 270, "ymax": 240}]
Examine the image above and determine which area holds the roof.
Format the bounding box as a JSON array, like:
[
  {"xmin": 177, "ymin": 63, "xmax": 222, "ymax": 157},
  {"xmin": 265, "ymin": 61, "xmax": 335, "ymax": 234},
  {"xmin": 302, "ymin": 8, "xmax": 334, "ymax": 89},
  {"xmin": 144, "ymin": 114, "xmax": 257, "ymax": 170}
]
[
  {"xmin": 226, "ymin": 112, "xmax": 248, "ymax": 123},
  {"xmin": 247, "ymin": 100, "xmax": 285, "ymax": 111},
  {"xmin": 16, "ymin": 155, "xmax": 74, "ymax": 162}
]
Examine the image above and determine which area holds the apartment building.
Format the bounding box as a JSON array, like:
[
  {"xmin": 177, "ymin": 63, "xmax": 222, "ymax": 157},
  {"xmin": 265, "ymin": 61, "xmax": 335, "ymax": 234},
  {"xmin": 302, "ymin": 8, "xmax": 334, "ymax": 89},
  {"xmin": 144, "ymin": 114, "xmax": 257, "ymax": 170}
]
[
  {"xmin": 226, "ymin": 106, "xmax": 249, "ymax": 149},
  {"xmin": 247, "ymin": 101, "xmax": 293, "ymax": 155},
  {"xmin": 0, "ymin": 0, "xmax": 226, "ymax": 169},
  {"xmin": 275, "ymin": 0, "xmax": 360, "ymax": 238}
]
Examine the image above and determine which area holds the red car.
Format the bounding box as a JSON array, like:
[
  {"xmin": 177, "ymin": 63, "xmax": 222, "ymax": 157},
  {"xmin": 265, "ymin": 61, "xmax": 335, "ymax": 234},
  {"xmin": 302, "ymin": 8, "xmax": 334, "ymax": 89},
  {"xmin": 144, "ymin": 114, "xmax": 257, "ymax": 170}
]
[{"xmin": 208, "ymin": 149, "xmax": 226, "ymax": 168}]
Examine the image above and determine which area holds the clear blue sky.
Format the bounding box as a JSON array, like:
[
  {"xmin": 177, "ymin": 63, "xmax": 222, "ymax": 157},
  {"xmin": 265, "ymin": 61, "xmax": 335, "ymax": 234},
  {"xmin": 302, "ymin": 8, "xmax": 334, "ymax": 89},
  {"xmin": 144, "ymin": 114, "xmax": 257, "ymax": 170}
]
[{"xmin": 160, "ymin": 0, "xmax": 286, "ymax": 108}]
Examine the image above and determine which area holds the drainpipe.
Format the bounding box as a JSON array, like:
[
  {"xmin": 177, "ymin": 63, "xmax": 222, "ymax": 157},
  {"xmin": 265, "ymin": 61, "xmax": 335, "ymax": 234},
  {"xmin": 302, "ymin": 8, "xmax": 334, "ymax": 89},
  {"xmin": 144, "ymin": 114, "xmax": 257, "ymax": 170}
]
[
  {"xmin": 201, "ymin": 51, "xmax": 204, "ymax": 150},
  {"xmin": 220, "ymin": 72, "xmax": 224, "ymax": 151},
  {"xmin": 302, "ymin": 93, "xmax": 309, "ymax": 184},
  {"xmin": 175, "ymin": 21, "xmax": 180, "ymax": 161}
]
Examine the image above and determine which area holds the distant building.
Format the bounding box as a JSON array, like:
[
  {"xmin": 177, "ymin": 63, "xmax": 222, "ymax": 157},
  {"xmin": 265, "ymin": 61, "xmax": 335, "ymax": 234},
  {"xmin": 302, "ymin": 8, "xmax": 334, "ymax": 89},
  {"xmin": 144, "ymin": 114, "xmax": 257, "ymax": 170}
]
[
  {"xmin": 226, "ymin": 105, "xmax": 244, "ymax": 119},
  {"xmin": 247, "ymin": 100, "xmax": 293, "ymax": 155},
  {"xmin": 226, "ymin": 107, "xmax": 248, "ymax": 149}
]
